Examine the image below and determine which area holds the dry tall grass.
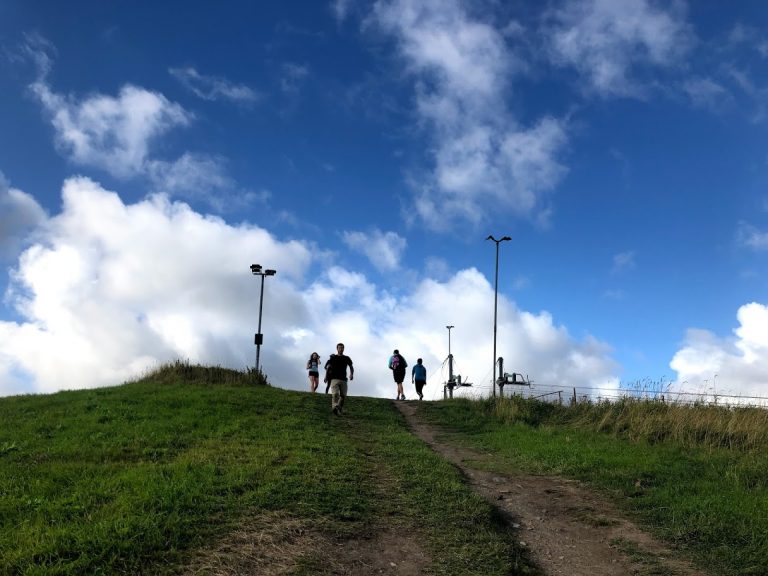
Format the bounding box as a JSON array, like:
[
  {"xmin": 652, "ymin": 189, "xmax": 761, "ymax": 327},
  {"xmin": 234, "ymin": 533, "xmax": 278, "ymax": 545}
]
[{"xmin": 491, "ymin": 395, "xmax": 768, "ymax": 451}]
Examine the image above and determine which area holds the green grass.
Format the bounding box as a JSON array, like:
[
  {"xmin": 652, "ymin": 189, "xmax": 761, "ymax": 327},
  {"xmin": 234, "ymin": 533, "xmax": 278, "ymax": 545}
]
[
  {"xmin": 0, "ymin": 365, "xmax": 536, "ymax": 575},
  {"xmin": 418, "ymin": 396, "xmax": 768, "ymax": 576}
]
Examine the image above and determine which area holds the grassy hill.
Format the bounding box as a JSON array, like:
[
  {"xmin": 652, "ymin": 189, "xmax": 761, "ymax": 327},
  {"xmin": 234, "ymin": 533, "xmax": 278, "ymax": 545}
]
[
  {"xmin": 0, "ymin": 364, "xmax": 535, "ymax": 575},
  {"xmin": 419, "ymin": 395, "xmax": 768, "ymax": 576},
  {"xmin": 2, "ymin": 364, "xmax": 768, "ymax": 575}
]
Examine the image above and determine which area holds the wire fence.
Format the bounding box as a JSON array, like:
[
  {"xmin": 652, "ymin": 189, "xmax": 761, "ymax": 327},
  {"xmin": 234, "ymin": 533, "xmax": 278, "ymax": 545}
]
[
  {"xmin": 426, "ymin": 359, "xmax": 768, "ymax": 407},
  {"xmin": 504, "ymin": 381, "xmax": 768, "ymax": 408}
]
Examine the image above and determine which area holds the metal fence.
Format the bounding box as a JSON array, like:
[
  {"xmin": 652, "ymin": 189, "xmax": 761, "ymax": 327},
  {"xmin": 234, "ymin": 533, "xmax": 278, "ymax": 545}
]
[{"xmin": 500, "ymin": 380, "xmax": 768, "ymax": 408}]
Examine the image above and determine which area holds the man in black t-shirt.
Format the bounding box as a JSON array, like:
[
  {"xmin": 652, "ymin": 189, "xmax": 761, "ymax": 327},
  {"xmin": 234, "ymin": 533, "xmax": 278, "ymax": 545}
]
[{"xmin": 324, "ymin": 342, "xmax": 354, "ymax": 415}]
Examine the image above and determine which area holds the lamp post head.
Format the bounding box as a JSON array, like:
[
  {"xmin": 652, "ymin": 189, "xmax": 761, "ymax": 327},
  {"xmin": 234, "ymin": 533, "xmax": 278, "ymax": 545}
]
[
  {"xmin": 264, "ymin": 269, "xmax": 277, "ymax": 276},
  {"xmin": 446, "ymin": 325, "xmax": 454, "ymax": 330},
  {"xmin": 486, "ymin": 234, "xmax": 512, "ymax": 243},
  {"xmin": 250, "ymin": 264, "xmax": 262, "ymax": 274}
]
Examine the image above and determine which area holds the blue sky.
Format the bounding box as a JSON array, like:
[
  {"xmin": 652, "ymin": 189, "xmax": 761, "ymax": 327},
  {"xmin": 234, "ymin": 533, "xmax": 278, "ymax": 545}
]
[{"xmin": 1, "ymin": 0, "xmax": 767, "ymax": 401}]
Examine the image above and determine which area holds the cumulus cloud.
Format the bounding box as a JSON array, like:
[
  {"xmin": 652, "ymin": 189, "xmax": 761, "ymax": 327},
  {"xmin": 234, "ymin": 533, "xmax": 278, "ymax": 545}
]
[
  {"xmin": 169, "ymin": 67, "xmax": 260, "ymax": 105},
  {"xmin": 0, "ymin": 173, "xmax": 47, "ymax": 261},
  {"xmin": 371, "ymin": 0, "xmax": 568, "ymax": 228},
  {"xmin": 0, "ymin": 178, "xmax": 618, "ymax": 399},
  {"xmin": 0, "ymin": 177, "xmax": 311, "ymax": 395},
  {"xmin": 24, "ymin": 38, "xmax": 253, "ymax": 209},
  {"xmin": 342, "ymin": 229, "xmax": 406, "ymax": 272},
  {"xmin": 31, "ymin": 76, "xmax": 192, "ymax": 178},
  {"xmin": 670, "ymin": 303, "xmax": 768, "ymax": 401},
  {"xmin": 545, "ymin": 0, "xmax": 693, "ymax": 98}
]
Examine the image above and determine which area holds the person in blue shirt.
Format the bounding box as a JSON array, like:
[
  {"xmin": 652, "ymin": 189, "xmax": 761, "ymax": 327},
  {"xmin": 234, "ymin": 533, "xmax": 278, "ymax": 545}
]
[{"xmin": 411, "ymin": 358, "xmax": 427, "ymax": 401}]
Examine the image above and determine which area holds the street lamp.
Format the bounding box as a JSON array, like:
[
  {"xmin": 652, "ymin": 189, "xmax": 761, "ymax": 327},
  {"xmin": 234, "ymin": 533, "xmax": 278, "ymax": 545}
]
[
  {"xmin": 250, "ymin": 264, "xmax": 277, "ymax": 373},
  {"xmin": 486, "ymin": 235, "xmax": 511, "ymax": 398}
]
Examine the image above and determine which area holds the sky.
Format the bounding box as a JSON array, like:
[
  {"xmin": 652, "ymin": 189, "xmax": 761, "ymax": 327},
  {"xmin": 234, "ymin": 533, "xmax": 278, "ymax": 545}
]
[{"xmin": 1, "ymin": 0, "xmax": 767, "ymax": 402}]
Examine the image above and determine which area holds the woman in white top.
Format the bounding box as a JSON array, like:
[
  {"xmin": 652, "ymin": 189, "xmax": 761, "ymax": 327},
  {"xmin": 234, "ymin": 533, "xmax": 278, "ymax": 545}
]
[{"xmin": 306, "ymin": 352, "xmax": 320, "ymax": 392}]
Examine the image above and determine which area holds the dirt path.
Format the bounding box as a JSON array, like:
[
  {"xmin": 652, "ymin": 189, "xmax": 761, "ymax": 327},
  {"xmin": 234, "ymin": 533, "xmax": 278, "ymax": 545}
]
[{"xmin": 395, "ymin": 400, "xmax": 705, "ymax": 576}]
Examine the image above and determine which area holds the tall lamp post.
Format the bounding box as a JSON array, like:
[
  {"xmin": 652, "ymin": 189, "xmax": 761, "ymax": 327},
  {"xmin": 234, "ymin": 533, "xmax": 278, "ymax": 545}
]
[
  {"xmin": 445, "ymin": 325, "xmax": 456, "ymax": 399},
  {"xmin": 250, "ymin": 264, "xmax": 276, "ymax": 373},
  {"xmin": 486, "ymin": 235, "xmax": 511, "ymax": 398}
]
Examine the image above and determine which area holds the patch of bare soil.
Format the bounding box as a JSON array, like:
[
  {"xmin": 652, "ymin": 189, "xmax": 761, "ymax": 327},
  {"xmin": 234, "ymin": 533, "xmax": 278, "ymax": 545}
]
[
  {"xmin": 395, "ymin": 401, "xmax": 706, "ymax": 576},
  {"xmin": 183, "ymin": 511, "xmax": 430, "ymax": 575}
]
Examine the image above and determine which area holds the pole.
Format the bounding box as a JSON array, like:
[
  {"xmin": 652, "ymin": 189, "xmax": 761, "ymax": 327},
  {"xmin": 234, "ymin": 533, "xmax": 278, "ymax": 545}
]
[
  {"xmin": 446, "ymin": 325, "xmax": 455, "ymax": 399},
  {"xmin": 256, "ymin": 273, "xmax": 265, "ymax": 373},
  {"xmin": 492, "ymin": 241, "xmax": 500, "ymax": 398},
  {"xmin": 487, "ymin": 235, "xmax": 510, "ymax": 399}
]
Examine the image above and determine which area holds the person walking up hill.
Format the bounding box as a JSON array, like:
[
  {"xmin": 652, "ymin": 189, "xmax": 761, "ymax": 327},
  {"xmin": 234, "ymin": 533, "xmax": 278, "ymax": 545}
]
[
  {"xmin": 412, "ymin": 358, "xmax": 427, "ymax": 401},
  {"xmin": 388, "ymin": 349, "xmax": 408, "ymax": 400}
]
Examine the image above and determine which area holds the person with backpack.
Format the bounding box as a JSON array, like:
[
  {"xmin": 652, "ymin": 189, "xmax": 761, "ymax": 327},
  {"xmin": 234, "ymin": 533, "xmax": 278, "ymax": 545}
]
[
  {"xmin": 388, "ymin": 349, "xmax": 408, "ymax": 400},
  {"xmin": 411, "ymin": 358, "xmax": 427, "ymax": 401}
]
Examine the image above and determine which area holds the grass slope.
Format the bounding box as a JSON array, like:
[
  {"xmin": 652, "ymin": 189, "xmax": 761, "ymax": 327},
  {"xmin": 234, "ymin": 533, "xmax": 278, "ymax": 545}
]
[
  {"xmin": 419, "ymin": 396, "xmax": 768, "ymax": 576},
  {"xmin": 0, "ymin": 365, "xmax": 535, "ymax": 575}
]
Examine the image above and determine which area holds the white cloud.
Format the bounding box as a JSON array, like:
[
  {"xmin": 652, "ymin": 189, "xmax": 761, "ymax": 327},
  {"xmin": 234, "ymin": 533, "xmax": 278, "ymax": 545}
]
[
  {"xmin": 25, "ymin": 39, "xmax": 252, "ymax": 210},
  {"xmin": 146, "ymin": 153, "xmax": 263, "ymax": 211},
  {"xmin": 332, "ymin": 0, "xmax": 354, "ymax": 23},
  {"xmin": 371, "ymin": 0, "xmax": 568, "ymax": 229},
  {"xmin": 342, "ymin": 229, "xmax": 406, "ymax": 272},
  {"xmin": 0, "ymin": 178, "xmax": 618, "ymax": 400},
  {"xmin": 0, "ymin": 177, "xmax": 311, "ymax": 396},
  {"xmin": 169, "ymin": 67, "xmax": 260, "ymax": 105},
  {"xmin": 280, "ymin": 63, "xmax": 309, "ymax": 95},
  {"xmin": 545, "ymin": 0, "xmax": 693, "ymax": 98},
  {"xmin": 737, "ymin": 221, "xmax": 768, "ymax": 251},
  {"xmin": 611, "ymin": 250, "xmax": 636, "ymax": 273},
  {"xmin": 683, "ymin": 77, "xmax": 731, "ymax": 111},
  {"xmin": 670, "ymin": 303, "xmax": 768, "ymax": 401},
  {"xmin": 31, "ymin": 78, "xmax": 192, "ymax": 179},
  {"xmin": 0, "ymin": 173, "xmax": 47, "ymax": 261}
]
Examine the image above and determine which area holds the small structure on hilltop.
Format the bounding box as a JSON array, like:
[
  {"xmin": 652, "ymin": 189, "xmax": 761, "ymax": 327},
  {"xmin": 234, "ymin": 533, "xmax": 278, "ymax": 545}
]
[
  {"xmin": 443, "ymin": 351, "xmax": 473, "ymax": 399},
  {"xmin": 496, "ymin": 357, "xmax": 533, "ymax": 397},
  {"xmin": 443, "ymin": 325, "xmax": 472, "ymax": 399}
]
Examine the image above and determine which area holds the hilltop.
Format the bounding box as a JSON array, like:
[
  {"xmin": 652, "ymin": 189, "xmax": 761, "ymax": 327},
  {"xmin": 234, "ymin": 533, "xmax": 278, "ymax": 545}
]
[{"xmin": 1, "ymin": 363, "xmax": 767, "ymax": 575}]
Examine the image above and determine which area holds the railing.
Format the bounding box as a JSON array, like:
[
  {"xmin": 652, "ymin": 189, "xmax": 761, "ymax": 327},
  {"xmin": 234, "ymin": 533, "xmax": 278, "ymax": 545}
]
[{"xmin": 505, "ymin": 381, "xmax": 768, "ymax": 408}]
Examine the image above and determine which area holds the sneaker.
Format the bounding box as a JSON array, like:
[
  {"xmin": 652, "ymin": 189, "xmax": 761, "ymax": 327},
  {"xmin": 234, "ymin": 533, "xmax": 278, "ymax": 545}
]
[
  {"xmin": 401, "ymin": 395, "xmax": 406, "ymax": 401},
  {"xmin": 332, "ymin": 406, "xmax": 340, "ymax": 416}
]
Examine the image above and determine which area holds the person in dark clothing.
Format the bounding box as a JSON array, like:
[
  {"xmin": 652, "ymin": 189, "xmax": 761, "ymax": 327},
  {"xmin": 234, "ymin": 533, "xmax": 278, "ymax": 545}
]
[
  {"xmin": 324, "ymin": 343, "xmax": 354, "ymax": 415},
  {"xmin": 388, "ymin": 349, "xmax": 408, "ymax": 400},
  {"xmin": 411, "ymin": 358, "xmax": 427, "ymax": 401}
]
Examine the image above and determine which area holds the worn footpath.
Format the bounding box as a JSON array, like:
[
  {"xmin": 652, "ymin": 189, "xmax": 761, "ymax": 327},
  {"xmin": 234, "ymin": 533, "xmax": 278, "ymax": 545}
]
[{"xmin": 395, "ymin": 400, "xmax": 705, "ymax": 576}]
